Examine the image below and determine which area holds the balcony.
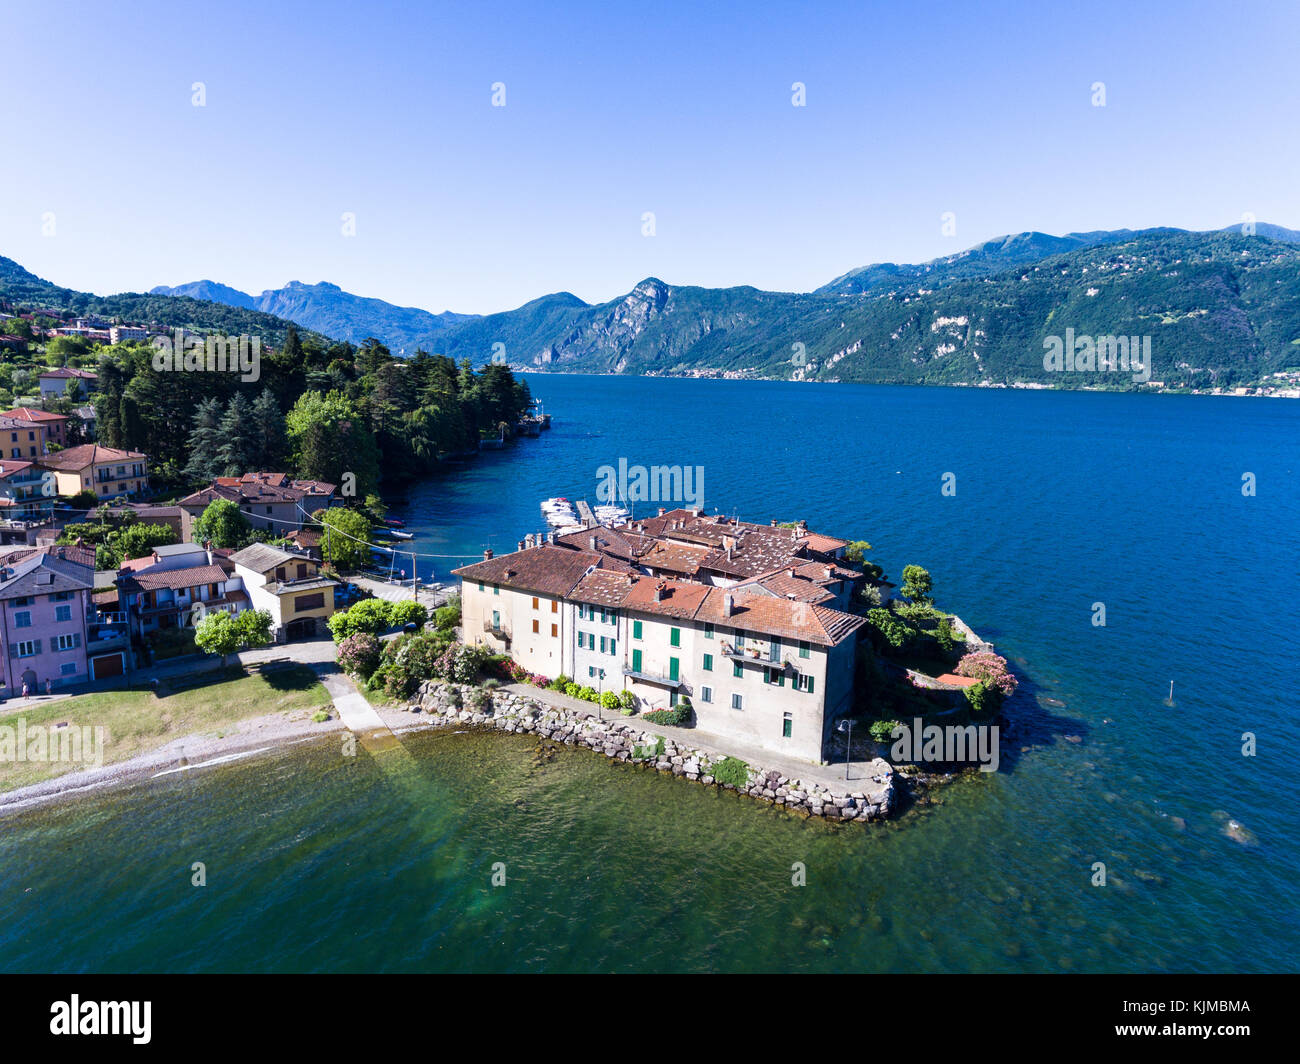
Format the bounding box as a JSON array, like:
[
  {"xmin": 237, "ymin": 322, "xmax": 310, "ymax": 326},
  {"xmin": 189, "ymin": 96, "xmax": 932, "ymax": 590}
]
[
  {"xmin": 622, "ymin": 665, "xmax": 685, "ymax": 690},
  {"xmin": 720, "ymin": 641, "xmax": 787, "ymax": 668},
  {"xmin": 482, "ymin": 620, "xmax": 511, "ymax": 646}
]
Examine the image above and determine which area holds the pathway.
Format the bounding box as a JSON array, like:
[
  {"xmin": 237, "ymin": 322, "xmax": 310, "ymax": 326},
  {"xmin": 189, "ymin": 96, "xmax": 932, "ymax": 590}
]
[{"xmin": 500, "ymin": 683, "xmax": 891, "ymax": 797}]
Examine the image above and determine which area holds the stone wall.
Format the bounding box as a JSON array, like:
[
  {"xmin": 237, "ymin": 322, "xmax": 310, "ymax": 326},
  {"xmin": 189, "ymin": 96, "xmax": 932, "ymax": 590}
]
[{"xmin": 400, "ymin": 680, "xmax": 896, "ymax": 823}]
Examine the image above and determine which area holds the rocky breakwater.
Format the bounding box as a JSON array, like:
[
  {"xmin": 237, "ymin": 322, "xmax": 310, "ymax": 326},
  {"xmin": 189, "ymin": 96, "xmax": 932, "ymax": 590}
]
[{"xmin": 401, "ymin": 681, "xmax": 896, "ymax": 823}]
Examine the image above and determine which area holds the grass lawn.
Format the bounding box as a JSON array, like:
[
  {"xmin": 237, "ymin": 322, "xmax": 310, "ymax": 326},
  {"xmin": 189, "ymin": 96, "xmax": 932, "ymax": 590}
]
[{"xmin": 0, "ymin": 664, "xmax": 332, "ymax": 793}]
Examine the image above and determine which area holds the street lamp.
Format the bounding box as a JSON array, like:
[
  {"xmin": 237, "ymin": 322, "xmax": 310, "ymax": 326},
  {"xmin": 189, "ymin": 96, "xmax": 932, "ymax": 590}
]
[{"xmin": 837, "ymin": 718, "xmax": 854, "ymax": 781}]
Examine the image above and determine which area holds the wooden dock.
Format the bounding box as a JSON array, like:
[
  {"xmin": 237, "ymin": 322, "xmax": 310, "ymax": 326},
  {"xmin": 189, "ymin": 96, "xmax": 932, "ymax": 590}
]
[{"xmin": 575, "ymin": 500, "xmax": 596, "ymax": 528}]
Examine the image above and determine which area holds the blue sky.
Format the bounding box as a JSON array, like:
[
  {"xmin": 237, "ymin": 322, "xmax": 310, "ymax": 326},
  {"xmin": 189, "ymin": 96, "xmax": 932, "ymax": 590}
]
[{"xmin": 2, "ymin": 0, "xmax": 1297, "ymax": 314}]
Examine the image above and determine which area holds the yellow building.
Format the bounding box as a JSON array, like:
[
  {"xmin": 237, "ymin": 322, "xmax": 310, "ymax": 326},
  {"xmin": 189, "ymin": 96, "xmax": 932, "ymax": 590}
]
[
  {"xmin": 37, "ymin": 443, "xmax": 149, "ymax": 499},
  {"xmin": 230, "ymin": 542, "xmax": 338, "ymax": 641}
]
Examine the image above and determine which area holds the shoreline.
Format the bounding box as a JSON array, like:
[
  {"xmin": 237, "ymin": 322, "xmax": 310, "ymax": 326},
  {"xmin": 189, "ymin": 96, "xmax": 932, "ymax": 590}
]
[{"xmin": 0, "ymin": 710, "xmax": 348, "ymax": 817}]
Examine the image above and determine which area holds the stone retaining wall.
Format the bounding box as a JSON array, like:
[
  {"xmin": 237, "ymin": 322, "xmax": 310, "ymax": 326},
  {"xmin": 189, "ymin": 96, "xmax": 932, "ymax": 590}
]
[{"xmin": 399, "ymin": 680, "xmax": 896, "ymax": 823}]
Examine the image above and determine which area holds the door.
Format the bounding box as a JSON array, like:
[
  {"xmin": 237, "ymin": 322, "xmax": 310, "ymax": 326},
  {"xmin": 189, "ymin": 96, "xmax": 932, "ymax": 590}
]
[{"xmin": 91, "ymin": 652, "xmax": 124, "ymax": 680}]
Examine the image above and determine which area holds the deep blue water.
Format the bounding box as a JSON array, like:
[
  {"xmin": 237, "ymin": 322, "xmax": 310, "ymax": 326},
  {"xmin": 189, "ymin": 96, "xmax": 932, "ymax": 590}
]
[{"xmin": 1, "ymin": 377, "xmax": 1296, "ymax": 972}]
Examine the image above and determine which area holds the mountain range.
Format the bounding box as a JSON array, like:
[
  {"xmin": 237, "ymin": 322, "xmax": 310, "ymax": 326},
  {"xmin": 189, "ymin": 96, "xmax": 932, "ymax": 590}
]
[{"xmin": 7, "ymin": 222, "xmax": 1300, "ymax": 390}]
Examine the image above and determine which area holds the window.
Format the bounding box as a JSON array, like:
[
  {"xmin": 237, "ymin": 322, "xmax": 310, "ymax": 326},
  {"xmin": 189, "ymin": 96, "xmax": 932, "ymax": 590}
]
[
  {"xmin": 631, "ymin": 649, "xmax": 642, "ymax": 672},
  {"xmin": 15, "ymin": 640, "xmax": 38, "ymax": 657},
  {"xmin": 599, "ymin": 636, "xmax": 607, "ymax": 654},
  {"xmin": 599, "ymin": 607, "xmax": 607, "ymax": 623},
  {"xmin": 478, "ymin": 582, "xmax": 485, "ymax": 592},
  {"xmin": 53, "ymin": 633, "xmax": 79, "ymax": 651},
  {"xmin": 52, "ymin": 591, "xmax": 73, "ymax": 602},
  {"xmin": 551, "ymin": 624, "xmax": 557, "ymax": 637},
  {"xmin": 578, "ymin": 603, "xmax": 586, "ymax": 619},
  {"xmin": 295, "ymin": 593, "xmax": 325, "ymax": 612},
  {"xmin": 700, "ymin": 686, "xmax": 713, "ymax": 704},
  {"xmin": 14, "ymin": 612, "xmax": 31, "ymax": 628},
  {"xmin": 588, "ymin": 666, "xmax": 596, "ymax": 678},
  {"xmin": 532, "ymin": 597, "xmax": 539, "ymax": 610},
  {"xmin": 55, "ymin": 605, "xmax": 72, "ymax": 623},
  {"xmin": 669, "ymin": 657, "xmax": 679, "ymax": 681},
  {"xmin": 731, "ymin": 693, "xmax": 743, "ymax": 710},
  {"xmin": 702, "ymin": 653, "xmax": 713, "ymax": 671},
  {"xmin": 763, "ymin": 666, "xmax": 785, "ymax": 688},
  {"xmin": 493, "ymin": 585, "xmax": 499, "ymax": 595},
  {"xmin": 703, "ymin": 622, "xmax": 714, "ymax": 639},
  {"xmin": 551, "ymin": 600, "xmax": 558, "ymax": 613},
  {"xmin": 795, "ymin": 673, "xmax": 815, "ymax": 693},
  {"xmin": 10, "ymin": 597, "xmax": 32, "ymax": 608},
  {"xmin": 798, "ymin": 640, "xmax": 811, "ymax": 659},
  {"xmin": 633, "ymin": 620, "xmax": 643, "ymax": 639},
  {"xmin": 61, "ymin": 662, "xmax": 77, "ymax": 676},
  {"xmin": 608, "ymin": 609, "xmax": 617, "ymax": 624},
  {"xmin": 733, "ymin": 661, "xmax": 743, "ymax": 678},
  {"xmin": 669, "ymin": 627, "xmax": 680, "ymax": 647},
  {"xmin": 782, "ymin": 713, "xmax": 793, "ymax": 738},
  {"xmin": 609, "ymin": 639, "xmax": 616, "ymax": 656},
  {"xmin": 531, "ymin": 619, "xmax": 539, "ymax": 634}
]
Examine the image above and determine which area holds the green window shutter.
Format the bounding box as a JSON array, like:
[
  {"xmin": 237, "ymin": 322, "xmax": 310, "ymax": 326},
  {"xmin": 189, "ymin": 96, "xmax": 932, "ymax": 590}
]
[
  {"xmin": 632, "ymin": 649, "xmax": 642, "ymax": 672},
  {"xmin": 600, "ymin": 636, "xmax": 607, "ymax": 653},
  {"xmin": 669, "ymin": 657, "xmax": 680, "ymax": 681},
  {"xmin": 799, "ymin": 640, "xmax": 810, "ymax": 658},
  {"xmin": 763, "ymin": 667, "xmax": 770, "ymax": 684},
  {"xmin": 702, "ymin": 653, "xmax": 713, "ymax": 671},
  {"xmin": 733, "ymin": 661, "xmax": 743, "ymax": 678},
  {"xmin": 670, "ymin": 627, "xmax": 680, "ymax": 647},
  {"xmin": 704, "ymin": 623, "xmax": 714, "ymax": 639},
  {"xmin": 633, "ymin": 620, "xmax": 642, "ymax": 640},
  {"xmin": 807, "ymin": 676, "xmax": 815, "ymax": 694},
  {"xmin": 778, "ymin": 672, "xmax": 785, "ymax": 688},
  {"xmin": 610, "ymin": 639, "xmax": 616, "ymax": 656}
]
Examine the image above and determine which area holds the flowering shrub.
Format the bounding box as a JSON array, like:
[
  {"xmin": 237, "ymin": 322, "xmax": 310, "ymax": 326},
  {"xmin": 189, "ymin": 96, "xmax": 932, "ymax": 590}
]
[
  {"xmin": 337, "ymin": 633, "xmax": 381, "ymax": 680},
  {"xmin": 955, "ymin": 651, "xmax": 1018, "ymax": 698}
]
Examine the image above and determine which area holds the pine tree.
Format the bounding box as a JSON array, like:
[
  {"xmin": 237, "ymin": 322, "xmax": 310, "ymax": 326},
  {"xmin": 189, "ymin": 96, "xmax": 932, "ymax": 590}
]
[
  {"xmin": 183, "ymin": 396, "xmax": 225, "ymax": 483},
  {"xmin": 250, "ymin": 389, "xmax": 286, "ymax": 469},
  {"xmin": 217, "ymin": 392, "xmax": 258, "ymax": 475}
]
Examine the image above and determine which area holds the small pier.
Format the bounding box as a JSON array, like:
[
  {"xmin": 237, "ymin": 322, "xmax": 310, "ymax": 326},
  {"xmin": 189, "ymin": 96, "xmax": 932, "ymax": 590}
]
[{"xmin": 575, "ymin": 500, "xmax": 596, "ymax": 528}]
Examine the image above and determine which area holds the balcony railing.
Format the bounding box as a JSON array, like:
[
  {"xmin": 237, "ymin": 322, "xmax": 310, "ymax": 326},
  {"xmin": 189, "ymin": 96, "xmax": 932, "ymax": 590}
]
[{"xmin": 482, "ymin": 620, "xmax": 511, "ymax": 645}]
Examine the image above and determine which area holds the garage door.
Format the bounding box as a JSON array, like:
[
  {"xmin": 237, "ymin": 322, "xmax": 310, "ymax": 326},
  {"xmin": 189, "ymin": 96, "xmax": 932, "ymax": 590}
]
[{"xmin": 91, "ymin": 652, "xmax": 124, "ymax": 680}]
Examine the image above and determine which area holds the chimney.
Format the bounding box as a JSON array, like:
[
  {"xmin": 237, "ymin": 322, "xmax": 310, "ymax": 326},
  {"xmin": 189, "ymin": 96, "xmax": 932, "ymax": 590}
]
[
  {"xmin": 518, "ymin": 539, "xmax": 526, "ymax": 552},
  {"xmin": 657, "ymin": 507, "xmax": 666, "ymax": 517},
  {"xmin": 788, "ymin": 568, "xmax": 796, "ymax": 579},
  {"xmin": 771, "ymin": 519, "xmax": 777, "ymax": 527},
  {"xmin": 483, "ymin": 547, "xmax": 494, "ymax": 561},
  {"xmin": 692, "ymin": 507, "xmax": 702, "ymax": 517},
  {"xmin": 56, "ymin": 547, "xmax": 66, "ymax": 560},
  {"xmin": 723, "ymin": 592, "xmax": 733, "ymax": 617},
  {"xmin": 589, "ymin": 535, "xmax": 597, "ymax": 550},
  {"xmin": 824, "ymin": 566, "xmax": 833, "ymax": 580},
  {"xmin": 653, "ymin": 582, "xmax": 665, "ymax": 602}
]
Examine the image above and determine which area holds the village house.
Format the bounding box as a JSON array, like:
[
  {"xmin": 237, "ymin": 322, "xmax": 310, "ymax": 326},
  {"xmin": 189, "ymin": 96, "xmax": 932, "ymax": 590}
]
[
  {"xmin": 0, "ymin": 547, "xmax": 94, "ymax": 694},
  {"xmin": 229, "ymin": 542, "xmax": 338, "ymax": 641},
  {"xmin": 37, "ymin": 443, "xmax": 149, "ymax": 500},
  {"xmin": 116, "ymin": 543, "xmax": 249, "ymax": 639},
  {"xmin": 37, "ymin": 367, "xmax": 98, "ymax": 400},
  {"xmin": 1, "ymin": 407, "xmax": 67, "ymax": 449},
  {"xmin": 0, "ymin": 460, "xmax": 49, "ymax": 524},
  {"xmin": 0, "ymin": 414, "xmax": 46, "ymax": 460},
  {"xmin": 179, "ymin": 472, "xmax": 338, "ymax": 541},
  {"xmin": 108, "ymin": 325, "xmax": 149, "ymax": 344},
  {"xmin": 453, "ymin": 512, "xmax": 869, "ymax": 764}
]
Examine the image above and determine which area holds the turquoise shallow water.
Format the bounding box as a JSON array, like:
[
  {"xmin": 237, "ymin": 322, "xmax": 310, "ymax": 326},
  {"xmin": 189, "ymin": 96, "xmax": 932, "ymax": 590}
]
[{"xmin": 1, "ymin": 378, "xmax": 1297, "ymax": 972}]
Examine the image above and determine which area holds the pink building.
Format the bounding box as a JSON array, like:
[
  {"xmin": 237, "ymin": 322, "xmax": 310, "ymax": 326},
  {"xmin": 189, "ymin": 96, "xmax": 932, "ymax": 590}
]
[{"xmin": 0, "ymin": 547, "xmax": 93, "ymax": 694}]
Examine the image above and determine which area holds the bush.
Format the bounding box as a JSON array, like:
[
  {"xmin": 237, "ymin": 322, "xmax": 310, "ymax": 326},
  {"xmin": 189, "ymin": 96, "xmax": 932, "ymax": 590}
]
[
  {"xmin": 434, "ymin": 595, "xmax": 461, "ymax": 632},
  {"xmin": 710, "ymin": 756, "xmax": 749, "ymax": 787},
  {"xmin": 328, "ymin": 598, "xmax": 391, "ymax": 641},
  {"xmin": 337, "ymin": 633, "xmax": 381, "ymax": 679},
  {"xmin": 643, "ymin": 702, "xmax": 691, "ymax": 727},
  {"xmin": 577, "ymin": 685, "xmax": 597, "ymax": 702},
  {"xmin": 387, "ymin": 600, "xmax": 429, "ymax": 629},
  {"xmin": 955, "ymin": 651, "xmax": 1018, "ymax": 698},
  {"xmin": 549, "ymin": 675, "xmax": 571, "ymax": 691},
  {"xmin": 869, "ymin": 718, "xmax": 903, "ymax": 742},
  {"xmin": 866, "ymin": 608, "xmax": 917, "ymax": 653},
  {"xmin": 563, "ymin": 682, "xmax": 580, "ymax": 698},
  {"xmin": 600, "ymin": 690, "xmax": 620, "ymax": 710},
  {"xmin": 469, "ymin": 687, "xmax": 492, "ymax": 712},
  {"xmin": 900, "ymin": 564, "xmax": 933, "ymax": 604},
  {"xmin": 311, "ymin": 709, "xmax": 331, "ymax": 723},
  {"xmin": 964, "ymin": 681, "xmax": 996, "ymax": 715},
  {"xmin": 619, "ymin": 690, "xmax": 637, "ymax": 712}
]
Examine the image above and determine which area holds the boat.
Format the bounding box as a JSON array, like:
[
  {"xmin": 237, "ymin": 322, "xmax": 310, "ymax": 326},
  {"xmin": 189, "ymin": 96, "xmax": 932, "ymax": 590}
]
[
  {"xmin": 388, "ymin": 529, "xmax": 414, "ymax": 540},
  {"xmin": 384, "ymin": 518, "xmax": 406, "ymax": 528}
]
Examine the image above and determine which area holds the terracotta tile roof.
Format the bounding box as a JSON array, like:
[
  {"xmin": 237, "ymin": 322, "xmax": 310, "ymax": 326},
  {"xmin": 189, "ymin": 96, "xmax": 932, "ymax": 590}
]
[
  {"xmin": 621, "ymin": 577, "xmax": 711, "ymax": 619},
  {"xmin": 695, "ymin": 589, "xmax": 864, "ymax": 647},
  {"xmin": 39, "ymin": 367, "xmax": 98, "ymax": 380},
  {"xmin": 0, "ymin": 543, "xmax": 95, "ymax": 569},
  {"xmin": 1, "ymin": 407, "xmax": 67, "ymax": 424},
  {"xmin": 37, "ymin": 443, "xmax": 147, "ymax": 470},
  {"xmin": 452, "ymin": 546, "xmax": 604, "ymax": 598},
  {"xmin": 747, "ymin": 571, "xmax": 836, "ymax": 604},
  {"xmin": 119, "ymin": 563, "xmax": 229, "ymax": 594},
  {"xmin": 935, "ymin": 673, "xmax": 981, "ymax": 688}
]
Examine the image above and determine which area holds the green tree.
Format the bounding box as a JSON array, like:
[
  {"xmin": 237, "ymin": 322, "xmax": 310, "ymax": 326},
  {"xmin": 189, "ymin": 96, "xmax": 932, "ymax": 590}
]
[
  {"xmin": 316, "ymin": 507, "xmax": 372, "ymax": 571},
  {"xmin": 218, "ymin": 391, "xmax": 259, "ymax": 474},
  {"xmin": 194, "ymin": 608, "xmax": 272, "ymax": 667},
  {"xmin": 192, "ymin": 498, "xmax": 251, "ymax": 548},
  {"xmin": 250, "ymin": 388, "xmax": 286, "ymax": 469},
  {"xmin": 183, "ymin": 396, "xmax": 225, "ymax": 483},
  {"xmin": 114, "ymin": 523, "xmax": 178, "ymax": 565},
  {"xmin": 900, "ymin": 564, "xmax": 933, "ymax": 604}
]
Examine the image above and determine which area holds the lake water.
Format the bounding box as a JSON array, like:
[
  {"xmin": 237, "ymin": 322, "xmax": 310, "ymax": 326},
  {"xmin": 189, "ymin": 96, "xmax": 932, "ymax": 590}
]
[{"xmin": 2, "ymin": 377, "xmax": 1296, "ymax": 972}]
